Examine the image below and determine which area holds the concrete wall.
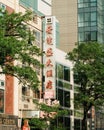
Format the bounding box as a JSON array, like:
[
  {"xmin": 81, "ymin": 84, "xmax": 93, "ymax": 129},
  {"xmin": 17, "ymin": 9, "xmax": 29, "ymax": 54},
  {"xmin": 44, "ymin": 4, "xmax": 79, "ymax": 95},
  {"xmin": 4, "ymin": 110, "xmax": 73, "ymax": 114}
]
[{"xmin": 52, "ymin": 0, "xmax": 78, "ymax": 53}]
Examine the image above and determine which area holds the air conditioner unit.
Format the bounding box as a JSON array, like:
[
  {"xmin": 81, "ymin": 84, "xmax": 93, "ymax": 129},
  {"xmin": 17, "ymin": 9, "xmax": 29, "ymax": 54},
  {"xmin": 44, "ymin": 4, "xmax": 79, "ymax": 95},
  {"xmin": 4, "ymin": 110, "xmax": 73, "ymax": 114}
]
[
  {"xmin": 46, "ymin": 17, "xmax": 52, "ymax": 24},
  {"xmin": 0, "ymin": 3, "xmax": 6, "ymax": 12}
]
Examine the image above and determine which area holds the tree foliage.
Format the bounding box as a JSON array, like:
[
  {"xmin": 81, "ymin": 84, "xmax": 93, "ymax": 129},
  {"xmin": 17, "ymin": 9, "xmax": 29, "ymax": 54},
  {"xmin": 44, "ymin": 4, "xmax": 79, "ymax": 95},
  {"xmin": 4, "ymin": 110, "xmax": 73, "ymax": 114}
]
[
  {"xmin": 66, "ymin": 42, "xmax": 104, "ymax": 130},
  {"xmin": 0, "ymin": 10, "xmax": 42, "ymax": 89},
  {"xmin": 29, "ymin": 99, "xmax": 68, "ymax": 130}
]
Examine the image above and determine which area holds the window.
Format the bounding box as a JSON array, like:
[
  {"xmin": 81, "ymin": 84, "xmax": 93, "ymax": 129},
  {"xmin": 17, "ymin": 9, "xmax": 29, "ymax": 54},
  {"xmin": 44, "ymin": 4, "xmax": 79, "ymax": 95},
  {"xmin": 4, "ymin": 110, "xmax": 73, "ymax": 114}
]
[
  {"xmin": 56, "ymin": 80, "xmax": 63, "ymax": 88},
  {"xmin": 85, "ymin": 32, "xmax": 91, "ymax": 41},
  {"xmin": 57, "ymin": 64, "xmax": 63, "ymax": 79},
  {"xmin": 78, "ymin": 0, "xmax": 83, "ymax": 3},
  {"xmin": 57, "ymin": 88, "xmax": 63, "ymax": 106},
  {"xmin": 78, "ymin": 32, "xmax": 84, "ymax": 42},
  {"xmin": 33, "ymin": 30, "xmax": 41, "ymax": 46},
  {"xmin": 33, "ymin": 90, "xmax": 40, "ymax": 99},
  {"xmin": 33, "ymin": 15, "xmax": 38, "ymax": 24},
  {"xmin": 56, "ymin": 63, "xmax": 70, "ymax": 82},
  {"xmin": 22, "ymin": 86, "xmax": 30, "ymax": 96},
  {"xmin": 56, "ymin": 88, "xmax": 70, "ymax": 107},
  {"xmin": 85, "ymin": 13, "xmax": 90, "ymax": 21},
  {"xmin": 91, "ymin": 31, "xmax": 97, "ymax": 40},
  {"xmin": 63, "ymin": 82, "xmax": 70, "ymax": 89},
  {"xmin": 0, "ymin": 80, "xmax": 5, "ymax": 89},
  {"xmin": 91, "ymin": 12, "xmax": 97, "ymax": 21},
  {"xmin": 0, "ymin": 89, "xmax": 4, "ymax": 113},
  {"xmin": 64, "ymin": 66, "xmax": 70, "ymax": 81},
  {"xmin": 78, "ymin": 13, "xmax": 84, "ymax": 22},
  {"xmin": 64, "ymin": 91, "xmax": 70, "ymax": 107}
]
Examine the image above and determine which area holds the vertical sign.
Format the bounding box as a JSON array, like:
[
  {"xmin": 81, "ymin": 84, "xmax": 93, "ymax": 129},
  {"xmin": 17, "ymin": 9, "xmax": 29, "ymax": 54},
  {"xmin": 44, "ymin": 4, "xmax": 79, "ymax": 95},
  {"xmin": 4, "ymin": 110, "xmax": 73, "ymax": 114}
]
[{"xmin": 44, "ymin": 16, "xmax": 56, "ymax": 99}]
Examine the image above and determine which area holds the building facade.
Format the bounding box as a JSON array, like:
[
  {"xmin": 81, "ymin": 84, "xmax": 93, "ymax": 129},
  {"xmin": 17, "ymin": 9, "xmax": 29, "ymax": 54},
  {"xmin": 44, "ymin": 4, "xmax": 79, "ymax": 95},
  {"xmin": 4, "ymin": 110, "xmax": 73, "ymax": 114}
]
[
  {"xmin": 52, "ymin": 0, "xmax": 78, "ymax": 52},
  {"xmin": 78, "ymin": 0, "xmax": 104, "ymax": 43},
  {"xmin": 52, "ymin": 0, "xmax": 104, "ymax": 130},
  {"xmin": 0, "ymin": 0, "xmax": 43, "ymax": 129},
  {"xmin": 0, "ymin": 0, "xmax": 74, "ymax": 130}
]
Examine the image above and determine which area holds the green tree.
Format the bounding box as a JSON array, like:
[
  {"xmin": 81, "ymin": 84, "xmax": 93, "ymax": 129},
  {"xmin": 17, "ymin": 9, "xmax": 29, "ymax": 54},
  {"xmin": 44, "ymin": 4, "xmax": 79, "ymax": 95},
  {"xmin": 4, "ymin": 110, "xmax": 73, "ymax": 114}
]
[
  {"xmin": 66, "ymin": 42, "xmax": 104, "ymax": 130},
  {"xmin": 0, "ymin": 10, "xmax": 42, "ymax": 89},
  {"xmin": 29, "ymin": 99, "xmax": 68, "ymax": 130}
]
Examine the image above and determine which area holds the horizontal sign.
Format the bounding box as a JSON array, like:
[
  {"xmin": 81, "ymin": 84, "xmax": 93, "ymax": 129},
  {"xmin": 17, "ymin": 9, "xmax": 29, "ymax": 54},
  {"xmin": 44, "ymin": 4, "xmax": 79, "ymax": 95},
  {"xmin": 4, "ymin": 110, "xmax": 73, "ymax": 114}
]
[{"xmin": 0, "ymin": 114, "xmax": 18, "ymax": 126}]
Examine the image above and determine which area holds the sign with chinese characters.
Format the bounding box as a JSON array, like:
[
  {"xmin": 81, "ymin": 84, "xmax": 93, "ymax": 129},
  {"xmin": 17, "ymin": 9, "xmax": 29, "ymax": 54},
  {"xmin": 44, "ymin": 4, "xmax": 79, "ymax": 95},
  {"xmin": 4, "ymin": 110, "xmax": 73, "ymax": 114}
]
[
  {"xmin": 22, "ymin": 111, "xmax": 40, "ymax": 118},
  {"xmin": 43, "ymin": 16, "xmax": 56, "ymax": 99},
  {"xmin": 0, "ymin": 114, "xmax": 18, "ymax": 126}
]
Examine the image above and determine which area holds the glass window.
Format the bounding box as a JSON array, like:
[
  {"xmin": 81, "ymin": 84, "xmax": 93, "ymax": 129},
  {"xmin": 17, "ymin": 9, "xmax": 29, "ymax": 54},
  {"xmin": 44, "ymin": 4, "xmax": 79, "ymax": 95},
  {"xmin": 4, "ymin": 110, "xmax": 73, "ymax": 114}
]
[
  {"xmin": 33, "ymin": 30, "xmax": 40, "ymax": 42},
  {"xmin": 78, "ymin": 27, "xmax": 84, "ymax": 32},
  {"xmin": 64, "ymin": 91, "xmax": 70, "ymax": 107},
  {"xmin": 78, "ymin": 0, "xmax": 83, "ymax": 3},
  {"xmin": 78, "ymin": 13, "xmax": 84, "ymax": 22},
  {"xmin": 85, "ymin": 0, "xmax": 90, "ymax": 2},
  {"xmin": 78, "ymin": 22, "xmax": 84, "ymax": 27},
  {"xmin": 91, "ymin": 2, "xmax": 97, "ymax": 7},
  {"xmin": 91, "ymin": 0, "xmax": 96, "ymax": 2},
  {"xmin": 57, "ymin": 64, "xmax": 63, "ymax": 79},
  {"xmin": 85, "ymin": 13, "xmax": 90, "ymax": 21},
  {"xmin": 91, "ymin": 26, "xmax": 97, "ymax": 31},
  {"xmin": 57, "ymin": 80, "xmax": 63, "ymax": 88},
  {"xmin": 0, "ymin": 89, "xmax": 4, "ymax": 113},
  {"xmin": 84, "ymin": 22, "xmax": 90, "ymax": 27},
  {"xmin": 78, "ymin": 32, "xmax": 84, "ymax": 41},
  {"xmin": 91, "ymin": 31, "xmax": 97, "ymax": 40},
  {"xmin": 84, "ymin": 3, "xmax": 90, "ymax": 8},
  {"xmin": 65, "ymin": 117, "xmax": 70, "ymax": 129},
  {"xmin": 91, "ymin": 12, "xmax": 97, "ymax": 21},
  {"xmin": 91, "ymin": 21, "xmax": 97, "ymax": 26},
  {"xmin": 85, "ymin": 32, "xmax": 91, "ymax": 41},
  {"xmin": 84, "ymin": 26, "xmax": 91, "ymax": 31},
  {"xmin": 78, "ymin": 3, "xmax": 84, "ymax": 8},
  {"xmin": 64, "ymin": 66, "xmax": 70, "ymax": 81},
  {"xmin": 57, "ymin": 88, "xmax": 63, "ymax": 106},
  {"xmin": 22, "ymin": 86, "xmax": 30, "ymax": 96},
  {"xmin": 63, "ymin": 82, "xmax": 70, "ymax": 89}
]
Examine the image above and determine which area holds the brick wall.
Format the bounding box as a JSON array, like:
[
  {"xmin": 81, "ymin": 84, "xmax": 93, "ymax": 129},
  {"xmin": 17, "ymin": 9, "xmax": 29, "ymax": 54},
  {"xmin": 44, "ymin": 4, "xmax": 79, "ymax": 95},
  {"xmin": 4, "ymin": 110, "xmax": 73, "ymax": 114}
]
[{"xmin": 5, "ymin": 75, "xmax": 14, "ymax": 114}]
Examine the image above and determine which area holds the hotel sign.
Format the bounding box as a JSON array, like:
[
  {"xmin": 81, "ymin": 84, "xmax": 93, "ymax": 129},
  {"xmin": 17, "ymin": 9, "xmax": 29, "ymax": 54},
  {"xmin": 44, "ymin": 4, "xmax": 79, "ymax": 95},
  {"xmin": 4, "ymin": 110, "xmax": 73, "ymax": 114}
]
[{"xmin": 44, "ymin": 16, "xmax": 56, "ymax": 99}]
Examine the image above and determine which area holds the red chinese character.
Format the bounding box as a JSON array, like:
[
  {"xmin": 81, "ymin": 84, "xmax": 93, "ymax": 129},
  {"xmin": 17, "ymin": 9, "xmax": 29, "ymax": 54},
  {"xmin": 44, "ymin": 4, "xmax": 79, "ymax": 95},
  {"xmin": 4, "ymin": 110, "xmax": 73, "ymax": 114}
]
[
  {"xmin": 46, "ymin": 59, "xmax": 53, "ymax": 67},
  {"xmin": 46, "ymin": 70, "xmax": 52, "ymax": 77},
  {"xmin": 46, "ymin": 80, "xmax": 53, "ymax": 89},
  {"xmin": 46, "ymin": 25, "xmax": 53, "ymax": 34},
  {"xmin": 46, "ymin": 36, "xmax": 52, "ymax": 45},
  {"xmin": 46, "ymin": 48, "xmax": 53, "ymax": 57}
]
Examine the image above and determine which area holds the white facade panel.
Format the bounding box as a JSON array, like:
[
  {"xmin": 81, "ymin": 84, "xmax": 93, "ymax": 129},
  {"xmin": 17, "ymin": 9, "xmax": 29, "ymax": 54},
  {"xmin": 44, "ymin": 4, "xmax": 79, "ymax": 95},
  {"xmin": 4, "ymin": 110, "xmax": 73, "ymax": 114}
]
[
  {"xmin": 38, "ymin": 0, "xmax": 51, "ymax": 15},
  {"xmin": 43, "ymin": 0, "xmax": 52, "ymax": 5},
  {"xmin": 54, "ymin": 48, "xmax": 73, "ymax": 68}
]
